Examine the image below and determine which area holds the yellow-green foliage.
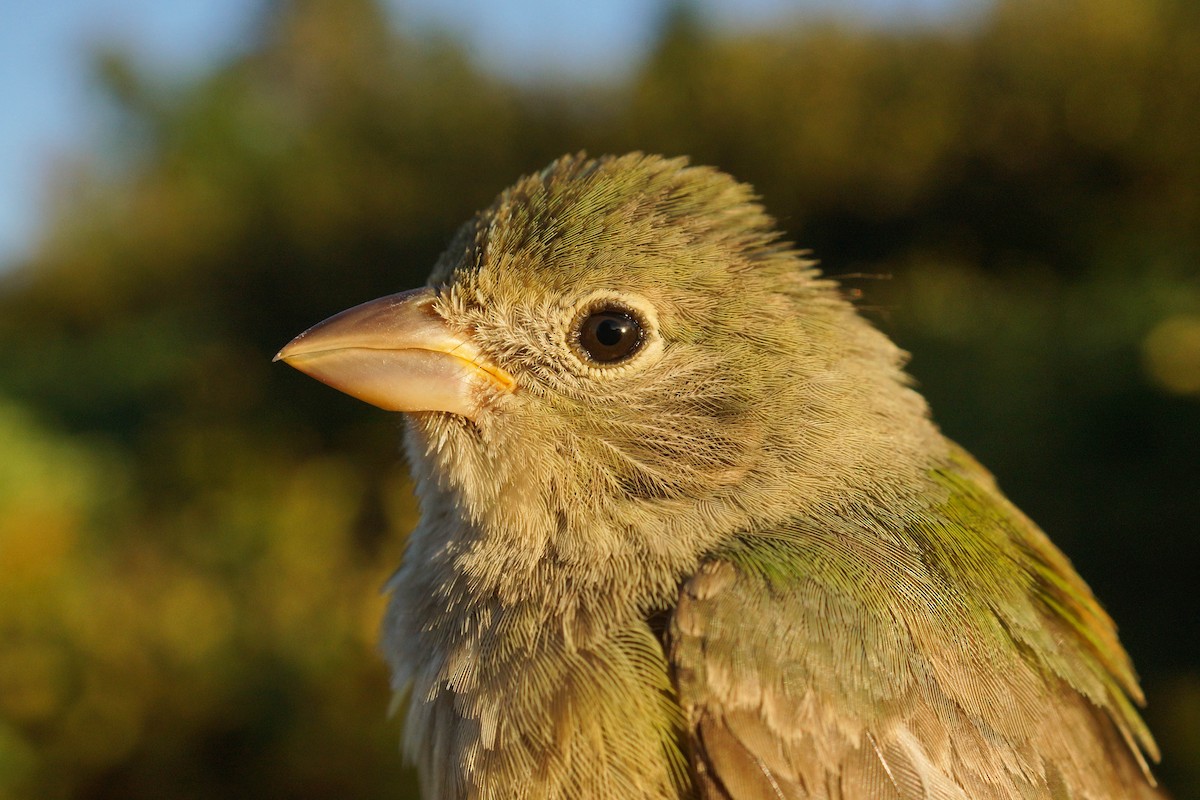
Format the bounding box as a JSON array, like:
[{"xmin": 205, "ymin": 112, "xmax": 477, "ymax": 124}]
[{"xmin": 0, "ymin": 400, "xmax": 418, "ymax": 798}]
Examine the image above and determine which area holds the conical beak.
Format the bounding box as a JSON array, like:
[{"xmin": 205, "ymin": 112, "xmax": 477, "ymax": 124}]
[{"xmin": 274, "ymin": 287, "xmax": 513, "ymax": 419}]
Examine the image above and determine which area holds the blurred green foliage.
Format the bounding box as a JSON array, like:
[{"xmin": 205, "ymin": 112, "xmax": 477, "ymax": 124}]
[{"xmin": 1, "ymin": 0, "xmax": 1198, "ymax": 797}]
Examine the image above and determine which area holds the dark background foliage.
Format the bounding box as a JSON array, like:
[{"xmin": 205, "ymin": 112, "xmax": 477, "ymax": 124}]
[{"xmin": 0, "ymin": 0, "xmax": 1197, "ymax": 797}]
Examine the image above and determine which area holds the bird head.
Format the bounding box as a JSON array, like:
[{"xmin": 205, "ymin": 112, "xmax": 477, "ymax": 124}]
[{"xmin": 277, "ymin": 153, "xmax": 940, "ymax": 598}]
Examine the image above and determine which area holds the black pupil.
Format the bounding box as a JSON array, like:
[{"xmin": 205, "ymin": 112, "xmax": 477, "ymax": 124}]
[
  {"xmin": 580, "ymin": 310, "xmax": 642, "ymax": 363},
  {"xmin": 595, "ymin": 318, "xmax": 626, "ymax": 346}
]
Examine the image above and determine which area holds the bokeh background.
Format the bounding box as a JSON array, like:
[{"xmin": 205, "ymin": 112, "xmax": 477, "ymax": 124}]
[{"xmin": 1, "ymin": 0, "xmax": 1198, "ymax": 797}]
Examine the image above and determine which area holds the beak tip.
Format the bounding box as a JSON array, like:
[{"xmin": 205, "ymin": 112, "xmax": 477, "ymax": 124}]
[{"xmin": 274, "ymin": 334, "xmax": 305, "ymax": 363}]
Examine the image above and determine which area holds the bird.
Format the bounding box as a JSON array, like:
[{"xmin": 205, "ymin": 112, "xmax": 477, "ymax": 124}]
[{"xmin": 276, "ymin": 153, "xmax": 1162, "ymax": 799}]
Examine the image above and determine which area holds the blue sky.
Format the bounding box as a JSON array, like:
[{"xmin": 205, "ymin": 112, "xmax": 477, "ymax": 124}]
[{"xmin": 0, "ymin": 0, "xmax": 978, "ymax": 268}]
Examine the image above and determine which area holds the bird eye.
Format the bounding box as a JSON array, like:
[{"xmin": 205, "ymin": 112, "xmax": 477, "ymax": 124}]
[{"xmin": 576, "ymin": 307, "xmax": 644, "ymax": 364}]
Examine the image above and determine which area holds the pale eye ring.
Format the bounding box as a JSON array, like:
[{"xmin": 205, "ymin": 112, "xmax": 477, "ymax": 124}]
[{"xmin": 575, "ymin": 306, "xmax": 644, "ymax": 364}]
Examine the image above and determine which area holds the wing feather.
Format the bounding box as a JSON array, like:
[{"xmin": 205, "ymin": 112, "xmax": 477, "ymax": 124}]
[{"xmin": 668, "ymin": 454, "xmax": 1162, "ymax": 800}]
